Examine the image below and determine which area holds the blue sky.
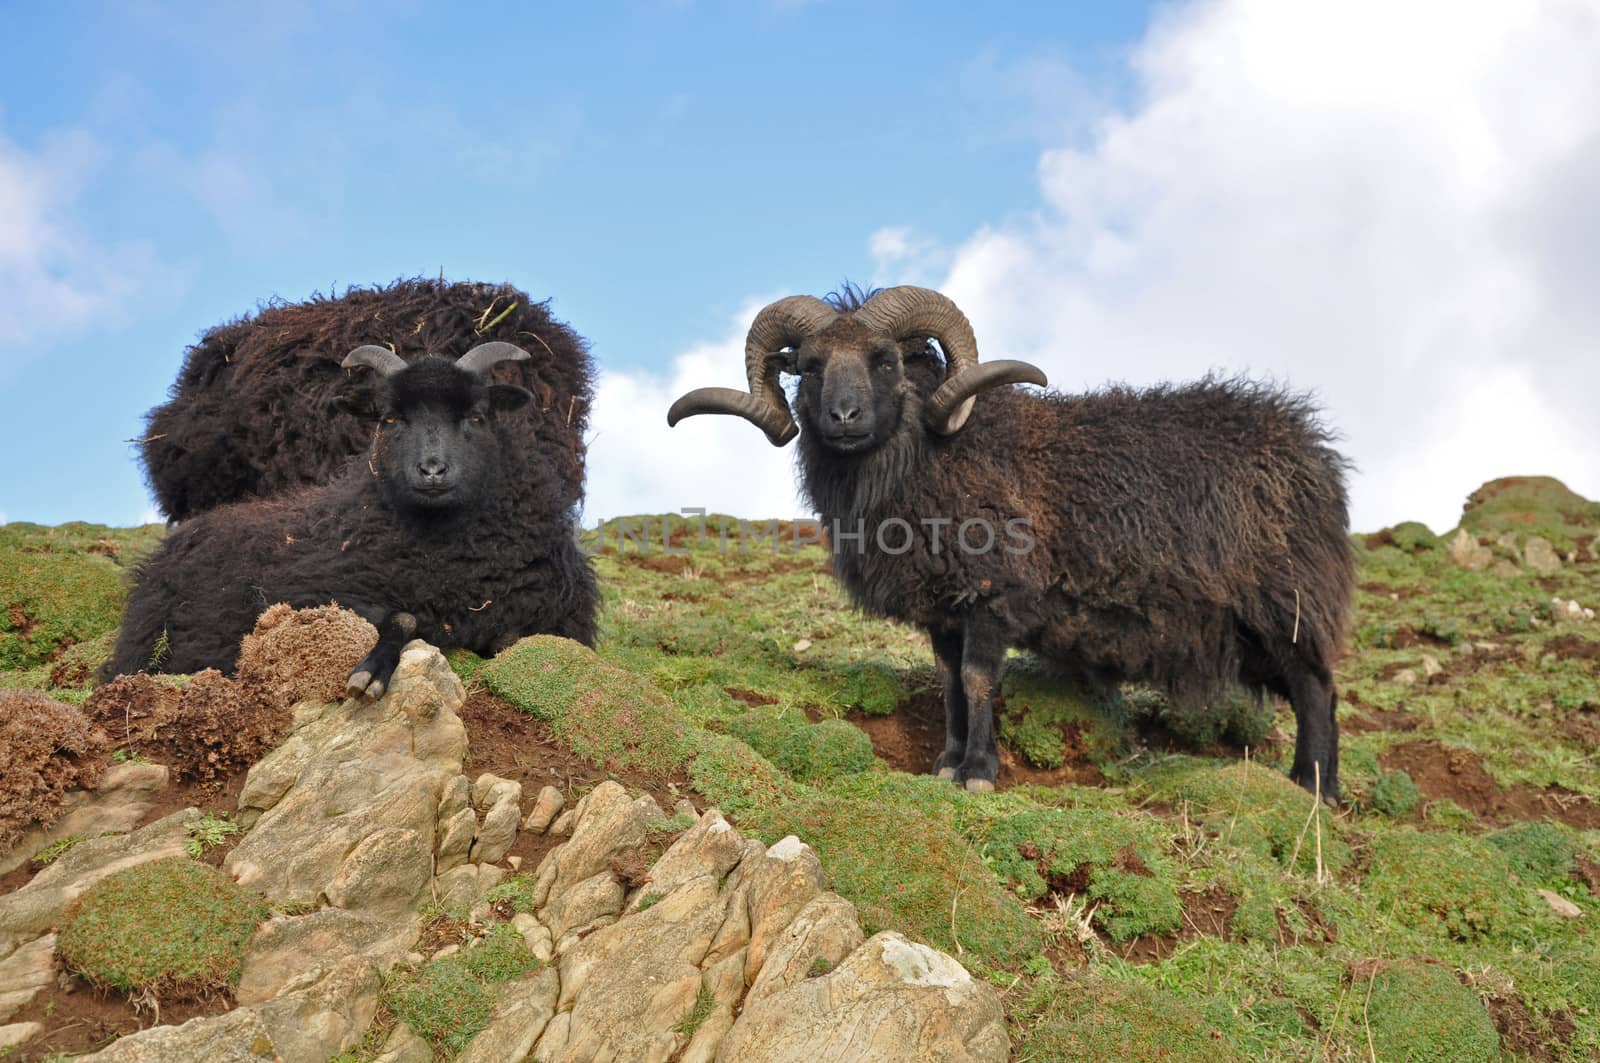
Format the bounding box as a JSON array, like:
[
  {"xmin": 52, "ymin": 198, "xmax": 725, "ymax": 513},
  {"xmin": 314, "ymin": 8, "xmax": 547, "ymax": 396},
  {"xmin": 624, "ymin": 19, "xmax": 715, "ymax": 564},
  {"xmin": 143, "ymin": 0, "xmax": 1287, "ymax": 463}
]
[{"xmin": 4, "ymin": 1, "xmax": 1598, "ymax": 533}]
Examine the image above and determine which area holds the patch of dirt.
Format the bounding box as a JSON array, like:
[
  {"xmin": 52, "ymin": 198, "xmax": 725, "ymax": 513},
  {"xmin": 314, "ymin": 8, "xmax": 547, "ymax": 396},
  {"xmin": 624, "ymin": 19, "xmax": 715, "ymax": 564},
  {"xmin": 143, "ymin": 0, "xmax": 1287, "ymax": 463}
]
[
  {"xmin": 456, "ymin": 688, "xmax": 705, "ymax": 877},
  {"xmin": 845, "ymin": 690, "xmax": 1107, "ymax": 789},
  {"xmin": 1341, "ymin": 707, "xmax": 1421, "ymax": 734},
  {"xmin": 8, "ymin": 979, "xmax": 231, "ymax": 1061},
  {"xmin": 1573, "ymin": 856, "xmax": 1600, "ymax": 896},
  {"xmin": 1545, "ymin": 635, "xmax": 1600, "ymax": 662},
  {"xmin": 7, "ymin": 603, "xmax": 37, "ymax": 638},
  {"xmin": 725, "ymin": 687, "xmax": 778, "ymax": 707},
  {"xmin": 1483, "ymin": 990, "xmax": 1574, "ymax": 1063},
  {"xmin": 1381, "ymin": 740, "xmax": 1600, "ymax": 829},
  {"xmin": 1388, "ymin": 625, "xmax": 1452, "ymax": 650},
  {"xmin": 1118, "ymin": 884, "xmax": 1238, "ymax": 963},
  {"xmin": 1357, "ymin": 581, "xmax": 1425, "ymax": 600}
]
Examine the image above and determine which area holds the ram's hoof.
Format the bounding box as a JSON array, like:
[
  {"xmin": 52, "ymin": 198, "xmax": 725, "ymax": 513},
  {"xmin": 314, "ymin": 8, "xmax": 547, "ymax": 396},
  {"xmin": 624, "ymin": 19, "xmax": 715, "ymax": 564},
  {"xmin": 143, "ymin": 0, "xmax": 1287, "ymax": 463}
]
[
  {"xmin": 936, "ymin": 767, "xmax": 957, "ymax": 782},
  {"xmin": 964, "ymin": 778, "xmax": 996, "ymax": 793}
]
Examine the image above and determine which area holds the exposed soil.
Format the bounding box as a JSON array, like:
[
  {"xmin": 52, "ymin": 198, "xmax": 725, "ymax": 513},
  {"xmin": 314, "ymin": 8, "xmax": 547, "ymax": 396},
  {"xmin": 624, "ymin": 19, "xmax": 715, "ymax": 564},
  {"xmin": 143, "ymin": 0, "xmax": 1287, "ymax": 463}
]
[
  {"xmin": 1545, "ymin": 634, "xmax": 1600, "ymax": 663},
  {"xmin": 1381, "ymin": 740, "xmax": 1600, "ymax": 829},
  {"xmin": 1340, "ymin": 705, "xmax": 1422, "ymax": 734},
  {"xmin": 725, "ymin": 687, "xmax": 779, "ymax": 707},
  {"xmin": 1117, "ymin": 884, "xmax": 1238, "ymax": 963},
  {"xmin": 845, "ymin": 690, "xmax": 1108, "ymax": 788},
  {"xmin": 1483, "ymin": 990, "xmax": 1575, "ymax": 1063}
]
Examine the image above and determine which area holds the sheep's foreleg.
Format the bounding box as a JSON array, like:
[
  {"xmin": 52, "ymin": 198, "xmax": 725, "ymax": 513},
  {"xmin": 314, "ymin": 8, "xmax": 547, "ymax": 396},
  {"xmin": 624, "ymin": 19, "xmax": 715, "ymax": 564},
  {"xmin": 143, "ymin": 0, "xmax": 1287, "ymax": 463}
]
[
  {"xmin": 956, "ymin": 616, "xmax": 1005, "ymax": 792},
  {"xmin": 346, "ymin": 610, "xmax": 418, "ymax": 700}
]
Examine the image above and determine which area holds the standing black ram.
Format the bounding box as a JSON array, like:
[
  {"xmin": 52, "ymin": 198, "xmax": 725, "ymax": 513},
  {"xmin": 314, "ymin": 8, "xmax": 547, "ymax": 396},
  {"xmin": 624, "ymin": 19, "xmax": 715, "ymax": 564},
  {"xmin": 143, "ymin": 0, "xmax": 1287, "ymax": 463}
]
[
  {"xmin": 107, "ymin": 342, "xmax": 597, "ymax": 697},
  {"xmin": 668, "ymin": 285, "xmax": 1354, "ymax": 799},
  {"xmin": 140, "ymin": 277, "xmax": 592, "ymax": 521}
]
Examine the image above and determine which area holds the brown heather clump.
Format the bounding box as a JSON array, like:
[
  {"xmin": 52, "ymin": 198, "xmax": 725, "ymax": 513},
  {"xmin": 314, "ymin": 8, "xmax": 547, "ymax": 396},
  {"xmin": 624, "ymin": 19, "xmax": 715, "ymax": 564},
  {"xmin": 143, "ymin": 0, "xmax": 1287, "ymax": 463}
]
[
  {"xmin": 83, "ymin": 672, "xmax": 182, "ymax": 747},
  {"xmin": 0, "ymin": 690, "xmax": 111, "ymax": 850},
  {"xmin": 236, "ymin": 602, "xmax": 377, "ymax": 706}
]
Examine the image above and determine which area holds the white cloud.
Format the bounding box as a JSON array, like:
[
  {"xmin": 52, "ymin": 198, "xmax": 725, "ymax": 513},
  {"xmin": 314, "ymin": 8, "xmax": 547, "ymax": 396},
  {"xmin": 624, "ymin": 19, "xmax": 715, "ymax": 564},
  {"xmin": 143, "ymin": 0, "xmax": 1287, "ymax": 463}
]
[
  {"xmin": 938, "ymin": 0, "xmax": 1600, "ymax": 532},
  {"xmin": 0, "ymin": 125, "xmax": 181, "ymax": 370},
  {"xmin": 583, "ymin": 303, "xmax": 806, "ymax": 524}
]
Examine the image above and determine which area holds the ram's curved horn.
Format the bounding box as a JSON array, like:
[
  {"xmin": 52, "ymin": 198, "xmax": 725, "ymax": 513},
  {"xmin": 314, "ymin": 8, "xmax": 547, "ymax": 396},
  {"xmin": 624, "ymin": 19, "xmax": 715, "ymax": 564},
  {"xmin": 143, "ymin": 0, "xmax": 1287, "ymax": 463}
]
[
  {"xmin": 341, "ymin": 345, "xmax": 409, "ymax": 376},
  {"xmin": 855, "ymin": 286, "xmax": 1046, "ymax": 434},
  {"xmin": 667, "ymin": 295, "xmax": 837, "ymax": 447},
  {"xmin": 456, "ymin": 341, "xmax": 532, "ymax": 376}
]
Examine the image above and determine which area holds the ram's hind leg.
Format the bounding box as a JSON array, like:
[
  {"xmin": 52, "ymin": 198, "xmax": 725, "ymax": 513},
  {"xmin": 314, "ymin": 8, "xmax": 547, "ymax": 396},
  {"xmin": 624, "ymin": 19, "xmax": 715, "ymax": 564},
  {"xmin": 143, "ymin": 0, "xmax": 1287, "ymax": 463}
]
[
  {"xmin": 929, "ymin": 626, "xmax": 968, "ymax": 782},
  {"xmin": 1240, "ymin": 630, "xmax": 1340, "ymax": 803}
]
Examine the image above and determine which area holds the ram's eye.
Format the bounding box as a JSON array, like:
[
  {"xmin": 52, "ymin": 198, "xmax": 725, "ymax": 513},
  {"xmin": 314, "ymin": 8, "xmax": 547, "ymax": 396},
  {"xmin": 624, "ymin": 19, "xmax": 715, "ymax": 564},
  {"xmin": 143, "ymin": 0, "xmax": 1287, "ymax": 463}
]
[
  {"xmin": 470, "ymin": 414, "xmax": 485, "ymax": 425},
  {"xmin": 383, "ymin": 416, "xmax": 397, "ymax": 425},
  {"xmin": 877, "ymin": 360, "xmax": 895, "ymax": 372}
]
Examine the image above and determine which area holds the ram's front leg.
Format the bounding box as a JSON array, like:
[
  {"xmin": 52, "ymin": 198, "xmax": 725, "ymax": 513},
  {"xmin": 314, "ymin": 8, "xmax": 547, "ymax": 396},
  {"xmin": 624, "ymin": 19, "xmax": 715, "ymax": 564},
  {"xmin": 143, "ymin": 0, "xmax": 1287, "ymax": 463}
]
[
  {"xmin": 956, "ymin": 614, "xmax": 1006, "ymax": 793},
  {"xmin": 346, "ymin": 610, "xmax": 417, "ymax": 700},
  {"xmin": 929, "ymin": 626, "xmax": 968, "ymax": 781}
]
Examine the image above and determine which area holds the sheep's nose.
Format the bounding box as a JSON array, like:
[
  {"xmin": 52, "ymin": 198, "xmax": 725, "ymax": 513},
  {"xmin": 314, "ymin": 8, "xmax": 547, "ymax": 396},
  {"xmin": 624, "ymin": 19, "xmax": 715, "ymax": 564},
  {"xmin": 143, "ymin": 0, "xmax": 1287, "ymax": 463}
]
[
  {"xmin": 418, "ymin": 456, "xmax": 448, "ymax": 481},
  {"xmin": 829, "ymin": 401, "xmax": 862, "ymax": 425}
]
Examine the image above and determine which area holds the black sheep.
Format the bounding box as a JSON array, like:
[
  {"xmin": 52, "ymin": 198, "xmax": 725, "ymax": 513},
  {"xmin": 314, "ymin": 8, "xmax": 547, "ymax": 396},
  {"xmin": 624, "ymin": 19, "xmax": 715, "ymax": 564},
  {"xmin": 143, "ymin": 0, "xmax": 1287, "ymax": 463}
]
[
  {"xmin": 141, "ymin": 277, "xmax": 593, "ymax": 521},
  {"xmin": 669, "ymin": 285, "xmax": 1354, "ymax": 798},
  {"xmin": 108, "ymin": 342, "xmax": 598, "ymax": 698}
]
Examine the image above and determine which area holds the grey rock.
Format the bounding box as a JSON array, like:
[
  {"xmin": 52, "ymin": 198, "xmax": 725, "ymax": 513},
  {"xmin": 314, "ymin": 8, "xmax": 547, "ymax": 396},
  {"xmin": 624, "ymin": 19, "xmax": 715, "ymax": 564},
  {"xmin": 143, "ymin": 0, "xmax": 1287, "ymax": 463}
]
[
  {"xmin": 524, "ymin": 787, "xmax": 565, "ymax": 834},
  {"xmin": 1447, "ymin": 529, "xmax": 1492, "ymax": 571},
  {"xmin": 717, "ymin": 931, "xmax": 1009, "ymax": 1063},
  {"xmin": 251, "ymin": 957, "xmax": 379, "ymax": 1063},
  {"xmin": 0, "ymin": 933, "xmax": 56, "ymax": 1023},
  {"xmin": 237, "ymin": 908, "xmax": 418, "ymax": 1005},
  {"xmin": 470, "ymin": 785, "xmax": 523, "ymax": 865},
  {"xmin": 76, "ymin": 1007, "xmax": 278, "ymax": 1062},
  {"xmin": 457, "ymin": 966, "xmax": 559, "ymax": 1063},
  {"xmin": 1524, "ymin": 536, "xmax": 1561, "ymax": 575},
  {"xmin": 373, "ymin": 1022, "xmax": 433, "ymax": 1063},
  {"xmin": 545, "ymin": 870, "xmax": 625, "ymax": 942},
  {"xmin": 0, "ymin": 1022, "xmax": 42, "ymax": 1053},
  {"xmin": 436, "ymin": 805, "xmax": 478, "ymax": 875}
]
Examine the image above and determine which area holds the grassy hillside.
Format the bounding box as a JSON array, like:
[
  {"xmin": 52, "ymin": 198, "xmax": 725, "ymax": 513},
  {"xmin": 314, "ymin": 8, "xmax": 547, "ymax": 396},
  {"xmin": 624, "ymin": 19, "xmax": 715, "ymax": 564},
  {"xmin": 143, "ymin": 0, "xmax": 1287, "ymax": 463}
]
[{"xmin": 3, "ymin": 479, "xmax": 1598, "ymax": 1060}]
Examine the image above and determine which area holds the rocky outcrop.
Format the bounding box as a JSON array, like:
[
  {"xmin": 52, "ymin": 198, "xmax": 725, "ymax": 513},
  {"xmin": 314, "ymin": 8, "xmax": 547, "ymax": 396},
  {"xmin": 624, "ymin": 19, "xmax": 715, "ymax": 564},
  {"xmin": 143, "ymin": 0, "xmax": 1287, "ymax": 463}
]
[{"xmin": 3, "ymin": 637, "xmax": 1002, "ymax": 1062}]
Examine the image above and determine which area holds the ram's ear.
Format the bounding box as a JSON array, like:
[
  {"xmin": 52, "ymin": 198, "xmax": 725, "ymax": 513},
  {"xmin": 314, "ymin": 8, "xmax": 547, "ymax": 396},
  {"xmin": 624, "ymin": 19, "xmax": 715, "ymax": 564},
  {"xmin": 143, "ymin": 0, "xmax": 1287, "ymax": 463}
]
[
  {"xmin": 488, "ymin": 384, "xmax": 533, "ymax": 412},
  {"xmin": 332, "ymin": 383, "xmax": 379, "ymax": 419}
]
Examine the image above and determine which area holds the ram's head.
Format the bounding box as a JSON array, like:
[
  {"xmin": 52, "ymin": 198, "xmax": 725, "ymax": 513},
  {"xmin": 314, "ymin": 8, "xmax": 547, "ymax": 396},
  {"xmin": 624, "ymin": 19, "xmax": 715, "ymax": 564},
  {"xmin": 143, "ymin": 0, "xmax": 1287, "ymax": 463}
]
[{"xmin": 667, "ymin": 286, "xmax": 1046, "ymax": 453}]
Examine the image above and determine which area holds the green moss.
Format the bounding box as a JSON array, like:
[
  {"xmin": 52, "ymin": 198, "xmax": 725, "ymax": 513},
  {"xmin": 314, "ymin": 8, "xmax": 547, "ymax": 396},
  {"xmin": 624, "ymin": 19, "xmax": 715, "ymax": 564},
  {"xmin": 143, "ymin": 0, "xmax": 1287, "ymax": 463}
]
[
  {"xmin": 1388, "ymin": 521, "xmax": 1442, "ymax": 552},
  {"xmin": 0, "ymin": 523, "xmax": 163, "ymax": 670},
  {"xmin": 1126, "ymin": 684, "xmax": 1276, "ymax": 749},
  {"xmin": 1134, "ymin": 760, "xmax": 1350, "ymax": 875},
  {"xmin": 982, "ymin": 808, "xmax": 1182, "ymax": 940},
  {"xmin": 1485, "ymin": 821, "xmax": 1576, "ymax": 885},
  {"xmin": 724, "ymin": 706, "xmax": 875, "ymax": 784},
  {"xmin": 998, "ymin": 660, "xmax": 1129, "ymax": 769},
  {"xmin": 484, "ymin": 873, "xmax": 537, "ymax": 913},
  {"xmin": 836, "ymin": 660, "xmax": 906, "ymax": 716},
  {"xmin": 743, "ymin": 791, "xmax": 1041, "ymax": 966},
  {"xmin": 482, "ymin": 635, "xmax": 693, "ymax": 776},
  {"xmin": 1367, "ymin": 829, "xmax": 1529, "ymax": 940},
  {"xmin": 1458, "ymin": 476, "xmax": 1600, "ymax": 550},
  {"xmin": 55, "ymin": 858, "xmax": 269, "ymax": 997},
  {"xmin": 1364, "ymin": 960, "xmax": 1501, "ymax": 1063},
  {"xmin": 1370, "ymin": 769, "xmax": 1420, "ymax": 816},
  {"xmin": 382, "ymin": 925, "xmax": 535, "ymax": 1057},
  {"xmin": 685, "ymin": 732, "xmax": 803, "ymax": 821},
  {"xmin": 1018, "ymin": 973, "xmax": 1247, "ymax": 1062}
]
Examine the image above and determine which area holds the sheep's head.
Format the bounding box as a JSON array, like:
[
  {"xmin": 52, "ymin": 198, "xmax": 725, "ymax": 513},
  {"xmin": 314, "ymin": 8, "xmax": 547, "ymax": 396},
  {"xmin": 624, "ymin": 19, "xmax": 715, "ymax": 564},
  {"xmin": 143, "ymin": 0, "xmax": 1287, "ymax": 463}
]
[
  {"xmin": 338, "ymin": 342, "xmax": 533, "ymax": 513},
  {"xmin": 666, "ymin": 286, "xmax": 1047, "ymax": 452}
]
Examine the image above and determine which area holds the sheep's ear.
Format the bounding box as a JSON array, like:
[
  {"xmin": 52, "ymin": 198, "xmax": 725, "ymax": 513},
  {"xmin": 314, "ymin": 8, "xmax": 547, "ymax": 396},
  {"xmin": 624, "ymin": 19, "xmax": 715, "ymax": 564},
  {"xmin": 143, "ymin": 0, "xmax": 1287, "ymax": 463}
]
[
  {"xmin": 488, "ymin": 384, "xmax": 533, "ymax": 412},
  {"xmin": 765, "ymin": 351, "xmax": 796, "ymax": 376},
  {"xmin": 332, "ymin": 385, "xmax": 379, "ymax": 419}
]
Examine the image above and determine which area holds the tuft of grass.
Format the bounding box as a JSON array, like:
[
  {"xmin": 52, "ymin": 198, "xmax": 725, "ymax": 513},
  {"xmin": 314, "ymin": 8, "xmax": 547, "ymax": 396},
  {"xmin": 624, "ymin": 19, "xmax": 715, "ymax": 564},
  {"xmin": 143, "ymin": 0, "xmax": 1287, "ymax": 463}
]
[
  {"xmin": 483, "ymin": 873, "xmax": 537, "ymax": 914},
  {"xmin": 1016, "ymin": 972, "xmax": 1248, "ymax": 1061},
  {"xmin": 982, "ymin": 808, "xmax": 1182, "ymax": 941},
  {"xmin": 481, "ymin": 635, "xmax": 694, "ymax": 776},
  {"xmin": 31, "ymin": 834, "xmax": 89, "ymax": 867},
  {"xmin": 1366, "ymin": 829, "xmax": 1530, "ymax": 941},
  {"xmin": 672, "ymin": 986, "xmax": 716, "ymax": 1038},
  {"xmin": 1370, "ymin": 769, "xmax": 1420, "ymax": 817},
  {"xmin": 725, "ymin": 706, "xmax": 875, "ymax": 784},
  {"xmin": 1484, "ymin": 821, "xmax": 1576, "ymax": 885},
  {"xmin": 382, "ymin": 924, "xmax": 535, "ymax": 1057},
  {"xmin": 55, "ymin": 857, "xmax": 270, "ymax": 999},
  {"xmin": 1363, "ymin": 960, "xmax": 1502, "ymax": 1063}
]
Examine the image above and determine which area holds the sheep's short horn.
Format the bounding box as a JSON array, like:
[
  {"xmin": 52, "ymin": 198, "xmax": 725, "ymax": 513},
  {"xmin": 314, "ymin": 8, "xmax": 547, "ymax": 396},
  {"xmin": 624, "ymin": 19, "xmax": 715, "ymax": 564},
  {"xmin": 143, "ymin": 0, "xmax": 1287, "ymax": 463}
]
[
  {"xmin": 342, "ymin": 345, "xmax": 409, "ymax": 376},
  {"xmin": 924, "ymin": 360, "xmax": 1049, "ymax": 434},
  {"xmin": 456, "ymin": 341, "xmax": 531, "ymax": 376},
  {"xmin": 667, "ymin": 388, "xmax": 799, "ymax": 447}
]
